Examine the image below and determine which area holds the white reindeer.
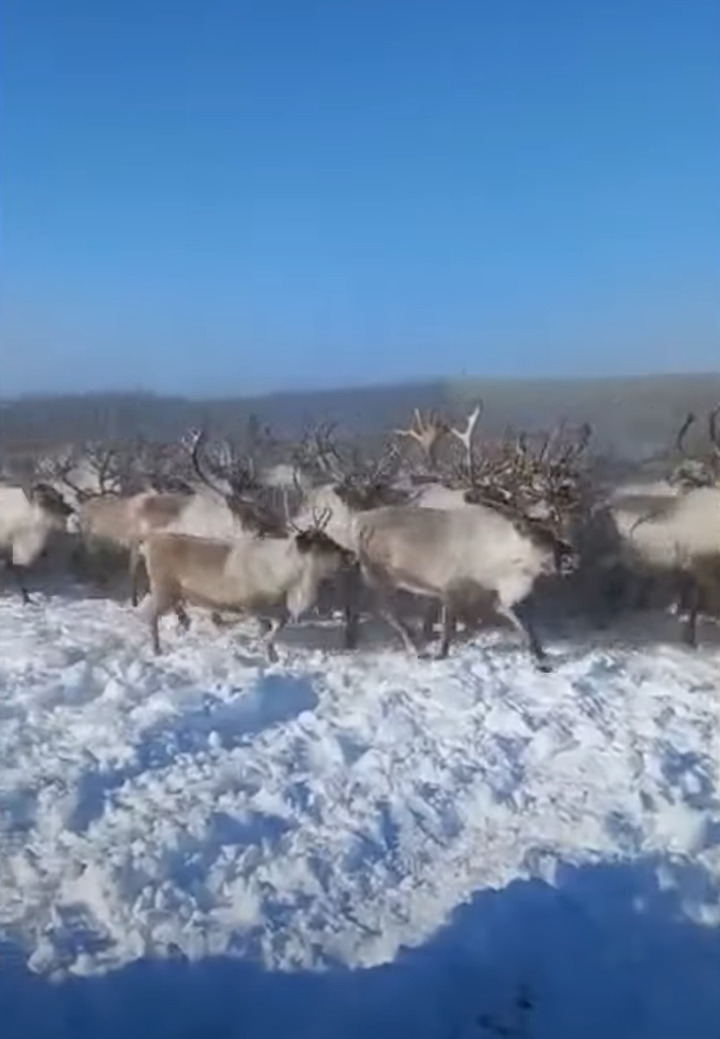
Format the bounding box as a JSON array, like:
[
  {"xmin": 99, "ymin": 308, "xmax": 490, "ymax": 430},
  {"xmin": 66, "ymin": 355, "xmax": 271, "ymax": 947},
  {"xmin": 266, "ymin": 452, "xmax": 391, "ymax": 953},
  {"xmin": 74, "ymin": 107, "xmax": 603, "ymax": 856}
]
[
  {"xmin": 73, "ymin": 430, "xmax": 284, "ymax": 605},
  {"xmin": 596, "ymin": 484, "xmax": 720, "ymax": 645},
  {"xmin": 140, "ymin": 519, "xmax": 355, "ymax": 657},
  {"xmin": 351, "ymin": 502, "xmax": 577, "ymax": 667},
  {"xmin": 0, "ymin": 482, "xmax": 74, "ymax": 601},
  {"xmin": 590, "ymin": 408, "xmax": 720, "ymax": 643}
]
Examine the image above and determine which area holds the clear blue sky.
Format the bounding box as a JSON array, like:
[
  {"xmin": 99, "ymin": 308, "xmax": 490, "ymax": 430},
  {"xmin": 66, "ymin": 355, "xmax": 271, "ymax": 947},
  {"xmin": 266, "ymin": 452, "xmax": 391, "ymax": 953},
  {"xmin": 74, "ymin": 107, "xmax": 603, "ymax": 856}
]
[{"xmin": 2, "ymin": 0, "xmax": 718, "ymax": 397}]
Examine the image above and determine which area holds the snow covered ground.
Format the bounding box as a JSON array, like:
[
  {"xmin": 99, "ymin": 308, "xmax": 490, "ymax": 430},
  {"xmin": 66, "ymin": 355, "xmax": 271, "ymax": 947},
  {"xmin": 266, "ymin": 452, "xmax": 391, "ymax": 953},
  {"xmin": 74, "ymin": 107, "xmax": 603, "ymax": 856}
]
[{"xmin": 1, "ymin": 587, "xmax": 719, "ymax": 1038}]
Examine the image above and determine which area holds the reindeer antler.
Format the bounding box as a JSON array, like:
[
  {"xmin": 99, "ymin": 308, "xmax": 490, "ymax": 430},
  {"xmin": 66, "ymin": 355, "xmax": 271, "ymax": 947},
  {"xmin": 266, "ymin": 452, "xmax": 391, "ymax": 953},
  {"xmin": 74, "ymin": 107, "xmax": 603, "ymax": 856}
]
[
  {"xmin": 296, "ymin": 421, "xmax": 347, "ymax": 483},
  {"xmin": 448, "ymin": 402, "xmax": 482, "ymax": 474},
  {"xmin": 708, "ymin": 404, "xmax": 720, "ymax": 462},
  {"xmin": 184, "ymin": 429, "xmax": 258, "ymax": 497},
  {"xmin": 674, "ymin": 412, "xmax": 696, "ymax": 456},
  {"xmin": 394, "ymin": 408, "xmax": 449, "ymax": 462},
  {"xmin": 184, "ymin": 428, "xmax": 226, "ymax": 497}
]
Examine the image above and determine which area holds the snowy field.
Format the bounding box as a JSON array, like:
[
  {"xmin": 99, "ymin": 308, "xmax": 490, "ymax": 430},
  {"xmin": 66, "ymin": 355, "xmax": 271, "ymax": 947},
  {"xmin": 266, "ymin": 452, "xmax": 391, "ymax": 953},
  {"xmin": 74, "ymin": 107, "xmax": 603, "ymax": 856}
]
[{"xmin": 1, "ymin": 587, "xmax": 719, "ymax": 1038}]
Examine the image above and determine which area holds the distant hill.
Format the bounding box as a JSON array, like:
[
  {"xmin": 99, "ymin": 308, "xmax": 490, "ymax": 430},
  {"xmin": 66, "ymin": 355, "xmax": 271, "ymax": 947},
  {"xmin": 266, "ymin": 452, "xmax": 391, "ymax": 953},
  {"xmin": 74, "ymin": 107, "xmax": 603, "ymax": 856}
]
[
  {"xmin": 446, "ymin": 373, "xmax": 720, "ymax": 458},
  {"xmin": 1, "ymin": 372, "xmax": 719, "ymax": 459}
]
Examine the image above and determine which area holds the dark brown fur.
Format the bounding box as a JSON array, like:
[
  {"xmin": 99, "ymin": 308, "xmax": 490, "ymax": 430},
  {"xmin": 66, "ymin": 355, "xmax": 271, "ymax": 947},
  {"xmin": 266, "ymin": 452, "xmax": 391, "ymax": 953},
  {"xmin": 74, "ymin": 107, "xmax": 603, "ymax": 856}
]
[
  {"xmin": 226, "ymin": 496, "xmax": 288, "ymax": 538},
  {"xmin": 30, "ymin": 483, "xmax": 74, "ymax": 518},
  {"xmin": 140, "ymin": 493, "xmax": 189, "ymax": 525},
  {"xmin": 294, "ymin": 529, "xmax": 355, "ymax": 564},
  {"xmin": 334, "ymin": 482, "xmax": 410, "ymax": 512}
]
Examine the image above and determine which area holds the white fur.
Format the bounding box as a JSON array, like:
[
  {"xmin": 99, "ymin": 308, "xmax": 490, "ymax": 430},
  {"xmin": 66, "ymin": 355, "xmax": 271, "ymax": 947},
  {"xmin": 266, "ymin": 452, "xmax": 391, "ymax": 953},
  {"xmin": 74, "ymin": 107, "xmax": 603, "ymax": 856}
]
[{"xmin": 0, "ymin": 486, "xmax": 69, "ymax": 568}]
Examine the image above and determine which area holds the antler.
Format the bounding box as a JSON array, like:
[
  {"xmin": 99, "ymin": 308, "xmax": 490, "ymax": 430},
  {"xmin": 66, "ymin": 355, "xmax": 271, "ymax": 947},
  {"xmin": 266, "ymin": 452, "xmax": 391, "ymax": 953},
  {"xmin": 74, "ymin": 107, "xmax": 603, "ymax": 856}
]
[
  {"xmin": 297, "ymin": 421, "xmax": 347, "ymax": 483},
  {"xmin": 32, "ymin": 447, "xmax": 84, "ymax": 499},
  {"xmin": 39, "ymin": 442, "xmax": 124, "ymax": 500},
  {"xmin": 394, "ymin": 408, "xmax": 449, "ymax": 462},
  {"xmin": 287, "ymin": 505, "xmax": 332, "ymax": 536},
  {"xmin": 369, "ymin": 439, "xmax": 401, "ymax": 485},
  {"xmin": 537, "ymin": 420, "xmax": 566, "ymax": 466},
  {"xmin": 462, "ymin": 415, "xmax": 592, "ymax": 529},
  {"xmin": 708, "ymin": 404, "xmax": 720, "ymax": 461},
  {"xmin": 674, "ymin": 412, "xmax": 695, "ymax": 457},
  {"xmin": 347, "ymin": 438, "xmax": 400, "ymax": 488},
  {"xmin": 448, "ymin": 402, "xmax": 482, "ymax": 473},
  {"xmin": 86, "ymin": 444, "xmax": 119, "ymax": 494},
  {"xmin": 184, "ymin": 429, "xmax": 254, "ymax": 495},
  {"xmin": 310, "ymin": 506, "xmax": 332, "ymax": 532},
  {"xmin": 184, "ymin": 429, "xmax": 227, "ymax": 497},
  {"xmin": 218, "ymin": 438, "xmax": 259, "ymax": 495}
]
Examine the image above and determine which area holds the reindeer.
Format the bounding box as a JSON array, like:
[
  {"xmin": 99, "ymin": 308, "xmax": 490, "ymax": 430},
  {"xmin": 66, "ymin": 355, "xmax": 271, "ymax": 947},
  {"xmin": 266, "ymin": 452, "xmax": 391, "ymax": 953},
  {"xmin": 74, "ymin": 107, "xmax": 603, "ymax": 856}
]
[
  {"xmin": 405, "ymin": 414, "xmax": 591, "ymax": 641},
  {"xmin": 75, "ymin": 490, "xmax": 191, "ymax": 603},
  {"xmin": 0, "ymin": 482, "xmax": 74, "ymax": 602},
  {"xmin": 287, "ymin": 424, "xmax": 413, "ymax": 643},
  {"xmin": 65, "ymin": 430, "xmax": 286, "ymax": 605},
  {"xmin": 350, "ymin": 497, "xmax": 579, "ymax": 667},
  {"xmin": 140, "ymin": 511, "xmax": 355, "ymax": 657},
  {"xmin": 587, "ymin": 406, "xmax": 720, "ymax": 642}
]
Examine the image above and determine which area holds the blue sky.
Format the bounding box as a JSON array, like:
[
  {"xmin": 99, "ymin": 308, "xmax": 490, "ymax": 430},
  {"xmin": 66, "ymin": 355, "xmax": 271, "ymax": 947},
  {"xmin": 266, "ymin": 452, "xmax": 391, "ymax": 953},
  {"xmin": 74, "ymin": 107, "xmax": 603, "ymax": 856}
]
[{"xmin": 2, "ymin": 0, "xmax": 718, "ymax": 397}]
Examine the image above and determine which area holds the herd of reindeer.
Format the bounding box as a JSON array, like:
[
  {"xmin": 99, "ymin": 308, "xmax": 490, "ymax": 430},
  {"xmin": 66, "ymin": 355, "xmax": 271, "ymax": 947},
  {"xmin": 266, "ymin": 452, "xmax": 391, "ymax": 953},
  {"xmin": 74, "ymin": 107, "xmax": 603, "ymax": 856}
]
[{"xmin": 1, "ymin": 401, "xmax": 719, "ymax": 669}]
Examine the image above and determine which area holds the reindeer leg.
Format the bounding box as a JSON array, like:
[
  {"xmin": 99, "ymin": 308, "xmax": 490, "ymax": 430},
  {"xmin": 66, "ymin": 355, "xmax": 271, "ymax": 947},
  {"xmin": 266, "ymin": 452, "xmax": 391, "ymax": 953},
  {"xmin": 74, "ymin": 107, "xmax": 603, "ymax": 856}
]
[
  {"xmin": 374, "ymin": 595, "xmax": 420, "ymax": 655},
  {"xmin": 344, "ymin": 604, "xmax": 359, "ymax": 649},
  {"xmin": 340, "ymin": 562, "xmax": 361, "ymax": 650},
  {"xmin": 129, "ymin": 544, "xmax": 144, "ymax": 607},
  {"xmin": 358, "ymin": 560, "xmax": 420, "ymax": 654},
  {"xmin": 421, "ymin": 602, "xmax": 438, "ymax": 642},
  {"xmin": 596, "ymin": 564, "xmax": 625, "ymax": 627},
  {"xmin": 680, "ymin": 576, "xmax": 700, "ymax": 649},
  {"xmin": 261, "ymin": 613, "xmax": 287, "ymax": 663},
  {"xmin": 150, "ymin": 608, "xmax": 162, "ymax": 655},
  {"xmin": 175, "ymin": 604, "xmax": 191, "ymax": 632},
  {"xmin": 496, "ymin": 597, "xmax": 550, "ymax": 671},
  {"xmin": 148, "ymin": 587, "xmax": 174, "ymax": 655},
  {"xmin": 7, "ymin": 562, "xmax": 31, "ymax": 605},
  {"xmin": 436, "ymin": 601, "xmax": 455, "ymax": 659}
]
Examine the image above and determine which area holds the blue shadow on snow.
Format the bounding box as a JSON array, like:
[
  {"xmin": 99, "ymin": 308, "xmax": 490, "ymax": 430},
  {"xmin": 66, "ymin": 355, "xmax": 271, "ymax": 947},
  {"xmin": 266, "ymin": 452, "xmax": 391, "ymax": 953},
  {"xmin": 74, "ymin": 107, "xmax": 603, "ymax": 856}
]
[{"xmin": 1, "ymin": 853, "xmax": 719, "ymax": 1039}]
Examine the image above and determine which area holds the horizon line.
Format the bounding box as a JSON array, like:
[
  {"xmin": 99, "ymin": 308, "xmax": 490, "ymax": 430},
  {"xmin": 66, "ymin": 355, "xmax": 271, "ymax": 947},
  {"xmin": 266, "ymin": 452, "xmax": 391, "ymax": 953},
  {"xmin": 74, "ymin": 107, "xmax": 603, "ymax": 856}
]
[{"xmin": 3, "ymin": 369, "xmax": 719, "ymax": 404}]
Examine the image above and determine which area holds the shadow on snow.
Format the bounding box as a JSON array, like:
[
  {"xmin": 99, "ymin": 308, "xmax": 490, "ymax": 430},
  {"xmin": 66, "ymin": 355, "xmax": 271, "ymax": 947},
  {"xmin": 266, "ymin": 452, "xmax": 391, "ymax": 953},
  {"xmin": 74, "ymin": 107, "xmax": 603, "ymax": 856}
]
[{"xmin": 2, "ymin": 854, "xmax": 719, "ymax": 1039}]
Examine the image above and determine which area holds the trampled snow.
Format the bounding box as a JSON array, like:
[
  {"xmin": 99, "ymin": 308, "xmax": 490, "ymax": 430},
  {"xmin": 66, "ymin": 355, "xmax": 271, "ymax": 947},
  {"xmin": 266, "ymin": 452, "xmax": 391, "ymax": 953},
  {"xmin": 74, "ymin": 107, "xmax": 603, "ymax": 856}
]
[{"xmin": 1, "ymin": 588, "xmax": 719, "ymax": 1037}]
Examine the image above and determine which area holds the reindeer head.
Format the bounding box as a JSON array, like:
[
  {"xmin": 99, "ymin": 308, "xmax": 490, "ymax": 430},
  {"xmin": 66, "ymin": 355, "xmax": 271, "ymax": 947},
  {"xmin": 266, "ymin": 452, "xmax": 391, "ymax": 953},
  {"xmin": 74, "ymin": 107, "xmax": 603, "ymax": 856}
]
[
  {"xmin": 332, "ymin": 440, "xmax": 407, "ymax": 511},
  {"xmin": 184, "ymin": 428, "xmax": 287, "ymax": 536},
  {"xmin": 289, "ymin": 506, "xmax": 352, "ymax": 562},
  {"xmin": 27, "ymin": 482, "xmax": 74, "ymax": 521}
]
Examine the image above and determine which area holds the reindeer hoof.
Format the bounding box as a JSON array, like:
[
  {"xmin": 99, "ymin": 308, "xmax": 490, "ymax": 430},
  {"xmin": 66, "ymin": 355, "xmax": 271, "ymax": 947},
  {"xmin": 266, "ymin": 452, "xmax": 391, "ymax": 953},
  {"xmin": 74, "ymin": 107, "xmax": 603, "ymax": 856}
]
[{"xmin": 535, "ymin": 659, "xmax": 553, "ymax": 673}]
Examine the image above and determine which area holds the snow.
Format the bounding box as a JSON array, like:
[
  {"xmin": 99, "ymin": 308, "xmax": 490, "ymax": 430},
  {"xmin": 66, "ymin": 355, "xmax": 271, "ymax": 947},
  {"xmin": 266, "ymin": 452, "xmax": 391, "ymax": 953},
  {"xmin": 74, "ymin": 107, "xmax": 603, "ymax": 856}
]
[{"xmin": 1, "ymin": 588, "xmax": 719, "ymax": 1037}]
